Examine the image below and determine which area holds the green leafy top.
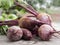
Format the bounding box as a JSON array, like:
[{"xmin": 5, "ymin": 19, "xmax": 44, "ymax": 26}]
[{"xmin": 0, "ymin": 0, "xmax": 14, "ymax": 9}]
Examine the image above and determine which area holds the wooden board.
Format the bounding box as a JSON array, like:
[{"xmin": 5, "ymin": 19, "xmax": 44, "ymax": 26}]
[{"xmin": 0, "ymin": 35, "xmax": 60, "ymax": 45}]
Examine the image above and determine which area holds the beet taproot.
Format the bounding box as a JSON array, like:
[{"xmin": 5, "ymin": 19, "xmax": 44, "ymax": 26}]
[
  {"xmin": 22, "ymin": 28, "xmax": 33, "ymax": 40},
  {"xmin": 38, "ymin": 24, "xmax": 60, "ymax": 41},
  {"xmin": 37, "ymin": 13, "xmax": 52, "ymax": 25},
  {"xmin": 18, "ymin": 16, "xmax": 35, "ymax": 30},
  {"xmin": 18, "ymin": 16, "xmax": 43, "ymax": 31},
  {"xmin": 7, "ymin": 26, "xmax": 23, "ymax": 41}
]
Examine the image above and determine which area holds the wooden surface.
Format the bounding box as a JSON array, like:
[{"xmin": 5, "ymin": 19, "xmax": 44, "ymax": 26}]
[{"xmin": 0, "ymin": 34, "xmax": 60, "ymax": 45}]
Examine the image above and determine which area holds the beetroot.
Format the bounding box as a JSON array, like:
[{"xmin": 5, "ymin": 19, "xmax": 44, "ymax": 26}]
[
  {"xmin": 38, "ymin": 24, "xmax": 60, "ymax": 41},
  {"xmin": 22, "ymin": 28, "xmax": 33, "ymax": 40},
  {"xmin": 18, "ymin": 16, "xmax": 36, "ymax": 30},
  {"xmin": 18, "ymin": 16, "xmax": 44, "ymax": 31},
  {"xmin": 7, "ymin": 26, "xmax": 23, "ymax": 41},
  {"xmin": 37, "ymin": 13, "xmax": 52, "ymax": 25}
]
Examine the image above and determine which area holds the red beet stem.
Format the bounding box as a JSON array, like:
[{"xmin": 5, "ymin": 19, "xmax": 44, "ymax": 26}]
[
  {"xmin": 33, "ymin": 20, "xmax": 45, "ymax": 25},
  {"xmin": 51, "ymin": 26, "xmax": 60, "ymax": 35},
  {"xmin": 0, "ymin": 20, "xmax": 18, "ymax": 26},
  {"xmin": 26, "ymin": 4, "xmax": 39, "ymax": 15},
  {"xmin": 52, "ymin": 35, "xmax": 59, "ymax": 38},
  {"xmin": 14, "ymin": 1, "xmax": 38, "ymax": 17},
  {"xmin": 27, "ymin": 15, "xmax": 36, "ymax": 17}
]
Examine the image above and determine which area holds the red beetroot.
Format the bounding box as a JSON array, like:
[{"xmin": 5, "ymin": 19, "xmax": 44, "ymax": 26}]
[
  {"xmin": 18, "ymin": 16, "xmax": 44, "ymax": 31},
  {"xmin": 37, "ymin": 13, "xmax": 52, "ymax": 25},
  {"xmin": 38, "ymin": 24, "xmax": 60, "ymax": 41},
  {"xmin": 22, "ymin": 28, "xmax": 33, "ymax": 40},
  {"xmin": 18, "ymin": 16, "xmax": 36, "ymax": 30},
  {"xmin": 7, "ymin": 26, "xmax": 23, "ymax": 41}
]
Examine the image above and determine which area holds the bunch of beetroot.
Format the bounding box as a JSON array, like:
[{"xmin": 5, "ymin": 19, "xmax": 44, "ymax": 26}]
[
  {"xmin": 6, "ymin": 13, "xmax": 60, "ymax": 41},
  {"xmin": 1, "ymin": 1, "xmax": 60, "ymax": 41}
]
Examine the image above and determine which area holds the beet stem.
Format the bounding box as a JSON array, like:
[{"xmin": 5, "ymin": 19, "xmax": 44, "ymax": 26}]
[
  {"xmin": 0, "ymin": 20, "xmax": 18, "ymax": 26},
  {"xmin": 14, "ymin": 1, "xmax": 38, "ymax": 17},
  {"xmin": 26, "ymin": 4, "xmax": 39, "ymax": 15},
  {"xmin": 27, "ymin": 15, "xmax": 36, "ymax": 17},
  {"xmin": 52, "ymin": 35, "xmax": 59, "ymax": 38},
  {"xmin": 52, "ymin": 27, "xmax": 60, "ymax": 35}
]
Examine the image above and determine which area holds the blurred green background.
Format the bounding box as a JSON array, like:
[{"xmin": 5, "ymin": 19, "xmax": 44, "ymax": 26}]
[
  {"xmin": 0, "ymin": 0, "xmax": 60, "ymax": 15},
  {"xmin": 23, "ymin": 0, "xmax": 60, "ymax": 14}
]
